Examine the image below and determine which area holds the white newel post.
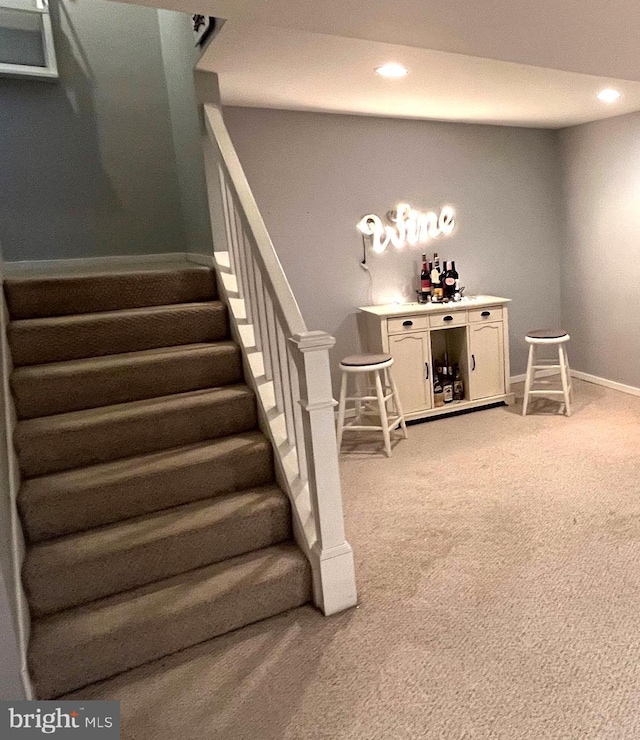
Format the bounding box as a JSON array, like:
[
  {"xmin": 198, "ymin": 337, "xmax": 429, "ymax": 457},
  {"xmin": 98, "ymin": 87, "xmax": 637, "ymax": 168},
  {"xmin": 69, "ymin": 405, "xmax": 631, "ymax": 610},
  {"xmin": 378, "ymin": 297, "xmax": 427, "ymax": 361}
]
[{"xmin": 290, "ymin": 331, "xmax": 357, "ymax": 615}]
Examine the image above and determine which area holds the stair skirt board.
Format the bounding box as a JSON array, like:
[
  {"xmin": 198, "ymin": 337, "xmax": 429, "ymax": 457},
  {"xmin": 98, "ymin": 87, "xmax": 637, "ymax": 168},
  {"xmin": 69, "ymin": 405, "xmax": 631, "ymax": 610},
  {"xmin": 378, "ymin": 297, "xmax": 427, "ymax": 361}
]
[{"xmin": 2, "ymin": 264, "xmax": 313, "ymax": 700}]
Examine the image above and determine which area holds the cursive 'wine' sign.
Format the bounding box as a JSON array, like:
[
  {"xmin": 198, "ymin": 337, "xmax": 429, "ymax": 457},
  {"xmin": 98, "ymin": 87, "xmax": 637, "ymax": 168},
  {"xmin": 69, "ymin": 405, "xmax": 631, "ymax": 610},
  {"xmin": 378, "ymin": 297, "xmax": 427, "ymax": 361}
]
[{"xmin": 357, "ymin": 203, "xmax": 455, "ymax": 253}]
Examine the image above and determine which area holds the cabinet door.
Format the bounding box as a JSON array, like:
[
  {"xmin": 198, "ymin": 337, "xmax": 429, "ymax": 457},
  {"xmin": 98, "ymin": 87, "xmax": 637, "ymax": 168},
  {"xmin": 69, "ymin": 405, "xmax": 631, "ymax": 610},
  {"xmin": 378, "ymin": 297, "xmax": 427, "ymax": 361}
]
[
  {"xmin": 469, "ymin": 322, "xmax": 505, "ymax": 400},
  {"xmin": 388, "ymin": 333, "xmax": 432, "ymax": 413}
]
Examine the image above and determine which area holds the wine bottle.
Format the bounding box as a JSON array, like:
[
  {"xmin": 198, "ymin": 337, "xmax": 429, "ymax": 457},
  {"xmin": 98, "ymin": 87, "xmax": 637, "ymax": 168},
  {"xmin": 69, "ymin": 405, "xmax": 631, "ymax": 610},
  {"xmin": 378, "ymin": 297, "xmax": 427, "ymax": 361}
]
[
  {"xmin": 453, "ymin": 363, "xmax": 464, "ymax": 401},
  {"xmin": 442, "ymin": 365, "xmax": 454, "ymax": 404},
  {"xmin": 434, "ymin": 374, "xmax": 444, "ymax": 407},
  {"xmin": 430, "ymin": 253, "xmax": 442, "ymax": 302},
  {"xmin": 443, "ymin": 261, "xmax": 457, "ymax": 301},
  {"xmin": 420, "ymin": 253, "xmax": 431, "ymax": 303}
]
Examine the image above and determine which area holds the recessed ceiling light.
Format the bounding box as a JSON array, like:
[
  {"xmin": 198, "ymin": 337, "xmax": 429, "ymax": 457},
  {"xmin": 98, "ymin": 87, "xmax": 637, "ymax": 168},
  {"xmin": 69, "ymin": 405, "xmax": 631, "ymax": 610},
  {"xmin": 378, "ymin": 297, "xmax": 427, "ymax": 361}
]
[
  {"xmin": 597, "ymin": 88, "xmax": 622, "ymax": 103},
  {"xmin": 375, "ymin": 63, "xmax": 409, "ymax": 79}
]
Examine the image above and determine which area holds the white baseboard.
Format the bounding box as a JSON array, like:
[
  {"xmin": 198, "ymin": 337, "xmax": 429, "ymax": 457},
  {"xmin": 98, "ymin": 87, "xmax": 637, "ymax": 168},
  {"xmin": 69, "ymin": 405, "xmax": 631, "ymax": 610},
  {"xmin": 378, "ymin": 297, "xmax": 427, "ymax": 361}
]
[
  {"xmin": 186, "ymin": 253, "xmax": 215, "ymax": 267},
  {"xmin": 3, "ymin": 252, "xmax": 213, "ymax": 275},
  {"xmin": 570, "ymin": 369, "xmax": 640, "ymax": 398}
]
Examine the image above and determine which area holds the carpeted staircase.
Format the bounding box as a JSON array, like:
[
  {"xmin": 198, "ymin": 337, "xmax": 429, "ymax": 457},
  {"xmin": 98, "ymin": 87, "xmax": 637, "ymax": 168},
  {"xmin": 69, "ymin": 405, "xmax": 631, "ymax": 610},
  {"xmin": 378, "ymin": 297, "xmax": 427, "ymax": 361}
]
[{"xmin": 4, "ymin": 265, "xmax": 312, "ymax": 699}]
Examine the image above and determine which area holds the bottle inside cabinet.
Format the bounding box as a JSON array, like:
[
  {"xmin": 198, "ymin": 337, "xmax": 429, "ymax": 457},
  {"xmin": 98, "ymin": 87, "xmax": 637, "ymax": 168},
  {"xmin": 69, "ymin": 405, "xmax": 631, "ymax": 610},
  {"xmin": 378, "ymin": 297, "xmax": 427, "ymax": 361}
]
[{"xmin": 430, "ymin": 327, "xmax": 469, "ymax": 405}]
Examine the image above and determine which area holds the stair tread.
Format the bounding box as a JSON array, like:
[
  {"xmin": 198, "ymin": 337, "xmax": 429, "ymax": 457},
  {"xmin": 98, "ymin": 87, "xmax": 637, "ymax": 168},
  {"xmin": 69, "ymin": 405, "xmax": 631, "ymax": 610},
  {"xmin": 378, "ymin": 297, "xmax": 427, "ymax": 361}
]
[
  {"xmin": 12, "ymin": 341, "xmax": 238, "ymax": 378},
  {"xmin": 8, "ymin": 301, "xmax": 228, "ymax": 367},
  {"xmin": 16, "ymin": 384, "xmax": 252, "ymax": 434},
  {"xmin": 5, "ymin": 266, "xmax": 216, "ymax": 319},
  {"xmin": 20, "ymin": 430, "xmax": 270, "ymax": 505},
  {"xmin": 31, "ymin": 544, "xmax": 307, "ymax": 640},
  {"xmin": 19, "ymin": 431, "xmax": 274, "ymax": 542},
  {"xmin": 24, "ymin": 486, "xmax": 291, "ymax": 615},
  {"xmin": 12, "ymin": 342, "xmax": 243, "ymax": 419},
  {"xmin": 9, "ymin": 300, "xmax": 224, "ymax": 329},
  {"xmin": 26, "ymin": 485, "xmax": 287, "ymax": 569},
  {"xmin": 15, "ymin": 385, "xmax": 258, "ymax": 478}
]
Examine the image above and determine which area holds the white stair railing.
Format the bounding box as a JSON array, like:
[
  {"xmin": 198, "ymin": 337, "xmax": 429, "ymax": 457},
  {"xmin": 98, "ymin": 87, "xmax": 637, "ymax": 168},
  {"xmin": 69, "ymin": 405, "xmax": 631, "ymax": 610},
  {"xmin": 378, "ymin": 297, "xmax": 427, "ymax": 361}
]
[{"xmin": 201, "ymin": 94, "xmax": 356, "ymax": 615}]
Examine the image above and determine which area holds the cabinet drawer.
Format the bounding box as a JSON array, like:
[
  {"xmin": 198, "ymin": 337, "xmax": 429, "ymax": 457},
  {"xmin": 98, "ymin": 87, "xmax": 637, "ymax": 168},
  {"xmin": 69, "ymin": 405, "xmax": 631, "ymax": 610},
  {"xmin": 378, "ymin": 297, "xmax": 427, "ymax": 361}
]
[
  {"xmin": 469, "ymin": 307, "xmax": 503, "ymax": 323},
  {"xmin": 387, "ymin": 315, "xmax": 429, "ymax": 334},
  {"xmin": 429, "ymin": 311, "xmax": 467, "ymax": 329}
]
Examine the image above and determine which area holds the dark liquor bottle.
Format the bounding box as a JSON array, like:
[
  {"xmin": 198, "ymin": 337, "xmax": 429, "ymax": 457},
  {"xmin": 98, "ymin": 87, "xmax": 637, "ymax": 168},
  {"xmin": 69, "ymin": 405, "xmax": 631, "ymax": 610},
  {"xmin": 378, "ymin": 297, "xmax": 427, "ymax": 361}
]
[
  {"xmin": 442, "ymin": 364, "xmax": 454, "ymax": 404},
  {"xmin": 453, "ymin": 364, "xmax": 464, "ymax": 401},
  {"xmin": 420, "ymin": 253, "xmax": 431, "ymax": 302},
  {"xmin": 430, "ymin": 253, "xmax": 442, "ymax": 302},
  {"xmin": 442, "ymin": 261, "xmax": 457, "ymax": 301}
]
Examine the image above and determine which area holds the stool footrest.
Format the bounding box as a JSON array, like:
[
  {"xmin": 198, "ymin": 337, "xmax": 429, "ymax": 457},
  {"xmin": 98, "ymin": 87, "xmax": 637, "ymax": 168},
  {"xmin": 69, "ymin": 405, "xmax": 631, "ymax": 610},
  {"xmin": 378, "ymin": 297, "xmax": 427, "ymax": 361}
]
[{"xmin": 527, "ymin": 389, "xmax": 566, "ymax": 395}]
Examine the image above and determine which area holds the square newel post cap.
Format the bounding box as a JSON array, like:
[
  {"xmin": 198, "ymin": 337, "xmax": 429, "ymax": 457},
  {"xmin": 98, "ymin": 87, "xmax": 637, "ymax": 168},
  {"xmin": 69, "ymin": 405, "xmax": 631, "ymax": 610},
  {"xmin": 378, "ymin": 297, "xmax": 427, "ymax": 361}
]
[{"xmin": 290, "ymin": 330, "xmax": 336, "ymax": 352}]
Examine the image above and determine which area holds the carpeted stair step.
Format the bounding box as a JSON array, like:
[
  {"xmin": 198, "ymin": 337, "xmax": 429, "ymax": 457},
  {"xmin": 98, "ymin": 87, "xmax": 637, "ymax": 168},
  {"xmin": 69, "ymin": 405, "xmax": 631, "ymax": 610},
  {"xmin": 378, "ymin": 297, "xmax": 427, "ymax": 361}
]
[
  {"xmin": 24, "ymin": 486, "xmax": 291, "ymax": 616},
  {"xmin": 29, "ymin": 543, "xmax": 312, "ymax": 698},
  {"xmin": 12, "ymin": 342, "xmax": 242, "ymax": 419},
  {"xmin": 8, "ymin": 301, "xmax": 228, "ymax": 366},
  {"xmin": 4, "ymin": 266, "xmax": 216, "ymax": 320},
  {"xmin": 15, "ymin": 385, "xmax": 256, "ymax": 478},
  {"xmin": 19, "ymin": 432, "xmax": 274, "ymax": 542}
]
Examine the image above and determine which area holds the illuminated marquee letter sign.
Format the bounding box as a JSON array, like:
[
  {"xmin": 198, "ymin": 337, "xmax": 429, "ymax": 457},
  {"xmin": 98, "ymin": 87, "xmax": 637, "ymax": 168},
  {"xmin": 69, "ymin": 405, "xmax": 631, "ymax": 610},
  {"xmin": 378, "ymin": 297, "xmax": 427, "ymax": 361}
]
[{"xmin": 357, "ymin": 203, "xmax": 455, "ymax": 253}]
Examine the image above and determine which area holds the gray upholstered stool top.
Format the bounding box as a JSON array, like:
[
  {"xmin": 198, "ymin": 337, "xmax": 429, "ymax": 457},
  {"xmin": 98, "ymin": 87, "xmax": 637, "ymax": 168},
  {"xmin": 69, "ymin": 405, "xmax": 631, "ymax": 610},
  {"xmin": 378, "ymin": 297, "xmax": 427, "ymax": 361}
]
[
  {"xmin": 526, "ymin": 329, "xmax": 569, "ymax": 340},
  {"xmin": 341, "ymin": 353, "xmax": 392, "ymax": 367}
]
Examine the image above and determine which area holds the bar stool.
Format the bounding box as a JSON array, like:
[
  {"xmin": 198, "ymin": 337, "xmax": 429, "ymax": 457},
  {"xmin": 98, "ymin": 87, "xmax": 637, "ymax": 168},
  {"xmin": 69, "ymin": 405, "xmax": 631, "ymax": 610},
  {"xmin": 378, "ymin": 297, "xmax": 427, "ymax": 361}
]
[
  {"xmin": 336, "ymin": 353, "xmax": 407, "ymax": 457},
  {"xmin": 522, "ymin": 329, "xmax": 572, "ymax": 417}
]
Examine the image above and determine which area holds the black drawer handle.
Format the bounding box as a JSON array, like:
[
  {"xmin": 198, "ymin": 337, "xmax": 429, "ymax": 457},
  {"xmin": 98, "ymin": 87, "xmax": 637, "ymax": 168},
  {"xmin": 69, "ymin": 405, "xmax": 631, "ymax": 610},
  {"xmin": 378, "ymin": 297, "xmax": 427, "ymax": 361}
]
[
  {"xmin": 402, "ymin": 320, "xmax": 413, "ymax": 327},
  {"xmin": 443, "ymin": 315, "xmax": 453, "ymax": 322},
  {"xmin": 425, "ymin": 363, "xmax": 430, "ymax": 380},
  {"xmin": 472, "ymin": 354, "xmax": 476, "ymax": 371},
  {"xmin": 481, "ymin": 311, "xmax": 491, "ymax": 317}
]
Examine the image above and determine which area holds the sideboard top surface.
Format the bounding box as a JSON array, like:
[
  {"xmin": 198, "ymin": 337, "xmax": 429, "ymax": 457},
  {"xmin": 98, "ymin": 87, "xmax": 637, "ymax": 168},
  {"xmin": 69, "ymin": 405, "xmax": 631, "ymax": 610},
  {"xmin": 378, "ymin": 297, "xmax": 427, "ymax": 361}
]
[{"xmin": 358, "ymin": 295, "xmax": 511, "ymax": 318}]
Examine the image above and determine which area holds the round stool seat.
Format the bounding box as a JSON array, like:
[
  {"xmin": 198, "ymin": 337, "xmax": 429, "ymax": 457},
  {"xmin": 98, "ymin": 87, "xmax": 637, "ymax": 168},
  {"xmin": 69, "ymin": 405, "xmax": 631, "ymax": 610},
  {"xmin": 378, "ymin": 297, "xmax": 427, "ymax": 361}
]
[
  {"xmin": 340, "ymin": 353, "xmax": 392, "ymax": 367},
  {"xmin": 526, "ymin": 329, "xmax": 569, "ymax": 340}
]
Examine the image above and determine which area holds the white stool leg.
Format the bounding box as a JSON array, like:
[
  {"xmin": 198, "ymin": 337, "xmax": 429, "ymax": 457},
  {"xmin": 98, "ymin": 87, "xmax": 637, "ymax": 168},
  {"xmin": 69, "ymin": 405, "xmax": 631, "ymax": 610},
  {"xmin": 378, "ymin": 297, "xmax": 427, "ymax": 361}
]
[
  {"xmin": 562, "ymin": 345, "xmax": 573, "ymax": 400},
  {"xmin": 522, "ymin": 344, "xmax": 535, "ymax": 417},
  {"xmin": 388, "ymin": 367, "xmax": 408, "ymax": 439},
  {"xmin": 559, "ymin": 344, "xmax": 572, "ymax": 417},
  {"xmin": 374, "ymin": 369, "xmax": 392, "ymax": 457},
  {"xmin": 336, "ymin": 371, "xmax": 348, "ymax": 449}
]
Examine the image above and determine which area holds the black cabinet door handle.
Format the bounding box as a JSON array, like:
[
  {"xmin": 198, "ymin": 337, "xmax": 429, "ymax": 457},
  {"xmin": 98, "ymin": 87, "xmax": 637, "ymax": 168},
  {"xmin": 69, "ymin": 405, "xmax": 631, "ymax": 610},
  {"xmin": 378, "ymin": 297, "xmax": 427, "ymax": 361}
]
[
  {"xmin": 402, "ymin": 320, "xmax": 413, "ymax": 327},
  {"xmin": 472, "ymin": 354, "xmax": 476, "ymax": 371},
  {"xmin": 443, "ymin": 315, "xmax": 453, "ymax": 322},
  {"xmin": 425, "ymin": 363, "xmax": 429, "ymax": 380},
  {"xmin": 481, "ymin": 311, "xmax": 491, "ymax": 317}
]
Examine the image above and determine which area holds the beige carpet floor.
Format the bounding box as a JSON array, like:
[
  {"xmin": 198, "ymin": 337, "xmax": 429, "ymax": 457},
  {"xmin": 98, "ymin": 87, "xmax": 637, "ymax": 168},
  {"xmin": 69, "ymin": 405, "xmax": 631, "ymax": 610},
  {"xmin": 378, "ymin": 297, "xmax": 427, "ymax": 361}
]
[{"xmin": 66, "ymin": 379, "xmax": 640, "ymax": 739}]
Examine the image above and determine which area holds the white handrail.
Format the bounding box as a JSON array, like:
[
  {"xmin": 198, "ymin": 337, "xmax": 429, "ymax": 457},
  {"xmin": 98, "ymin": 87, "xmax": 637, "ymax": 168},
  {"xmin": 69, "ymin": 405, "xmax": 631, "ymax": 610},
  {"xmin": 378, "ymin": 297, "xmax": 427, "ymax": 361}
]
[
  {"xmin": 202, "ymin": 97, "xmax": 357, "ymax": 616},
  {"xmin": 204, "ymin": 105, "xmax": 306, "ymax": 339}
]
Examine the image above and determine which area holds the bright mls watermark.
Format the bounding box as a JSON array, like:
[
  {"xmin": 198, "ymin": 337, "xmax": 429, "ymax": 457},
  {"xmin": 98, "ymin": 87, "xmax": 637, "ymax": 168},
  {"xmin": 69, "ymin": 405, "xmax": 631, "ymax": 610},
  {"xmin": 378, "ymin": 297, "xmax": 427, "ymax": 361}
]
[{"xmin": 1, "ymin": 702, "xmax": 119, "ymax": 738}]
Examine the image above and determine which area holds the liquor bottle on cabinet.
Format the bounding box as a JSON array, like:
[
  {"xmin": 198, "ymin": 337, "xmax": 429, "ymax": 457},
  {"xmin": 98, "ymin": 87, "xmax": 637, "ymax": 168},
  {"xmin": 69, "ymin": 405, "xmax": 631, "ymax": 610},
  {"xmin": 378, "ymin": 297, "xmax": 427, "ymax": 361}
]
[
  {"xmin": 430, "ymin": 253, "xmax": 443, "ymax": 302},
  {"xmin": 433, "ymin": 373, "xmax": 444, "ymax": 407},
  {"xmin": 419, "ymin": 253, "xmax": 431, "ymax": 303},
  {"xmin": 453, "ymin": 364, "xmax": 464, "ymax": 401},
  {"xmin": 441, "ymin": 261, "xmax": 454, "ymax": 301},
  {"xmin": 441, "ymin": 360, "xmax": 454, "ymax": 403}
]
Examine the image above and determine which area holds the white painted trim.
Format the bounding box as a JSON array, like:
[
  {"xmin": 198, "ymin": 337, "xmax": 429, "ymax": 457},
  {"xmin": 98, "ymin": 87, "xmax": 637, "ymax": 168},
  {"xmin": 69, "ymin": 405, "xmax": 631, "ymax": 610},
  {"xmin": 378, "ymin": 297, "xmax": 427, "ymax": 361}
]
[
  {"xmin": 510, "ymin": 368, "xmax": 558, "ymax": 384},
  {"xmin": 185, "ymin": 253, "xmax": 215, "ymax": 267},
  {"xmin": 2, "ymin": 252, "xmax": 206, "ymax": 275},
  {"xmin": 570, "ymin": 369, "xmax": 640, "ymax": 398},
  {"xmin": 0, "ymin": 256, "xmax": 33, "ymax": 699}
]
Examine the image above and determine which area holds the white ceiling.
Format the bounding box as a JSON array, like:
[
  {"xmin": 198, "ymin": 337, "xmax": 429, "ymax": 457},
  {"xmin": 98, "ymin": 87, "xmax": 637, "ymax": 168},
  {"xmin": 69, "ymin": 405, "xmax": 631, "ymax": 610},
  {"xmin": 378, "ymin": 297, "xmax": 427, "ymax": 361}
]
[
  {"xmin": 123, "ymin": 0, "xmax": 640, "ymax": 127},
  {"xmin": 197, "ymin": 24, "xmax": 640, "ymax": 128}
]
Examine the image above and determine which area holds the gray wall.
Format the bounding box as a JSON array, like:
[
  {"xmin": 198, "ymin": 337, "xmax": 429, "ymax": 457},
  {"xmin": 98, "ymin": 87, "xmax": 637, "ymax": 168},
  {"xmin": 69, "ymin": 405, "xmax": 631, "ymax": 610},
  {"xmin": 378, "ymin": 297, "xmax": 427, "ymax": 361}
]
[
  {"xmin": 224, "ymin": 107, "xmax": 565, "ymax": 388},
  {"xmin": 158, "ymin": 11, "xmax": 212, "ymax": 254},
  {"xmin": 0, "ymin": 0, "xmax": 210, "ymax": 262},
  {"xmin": 558, "ymin": 113, "xmax": 640, "ymax": 387}
]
